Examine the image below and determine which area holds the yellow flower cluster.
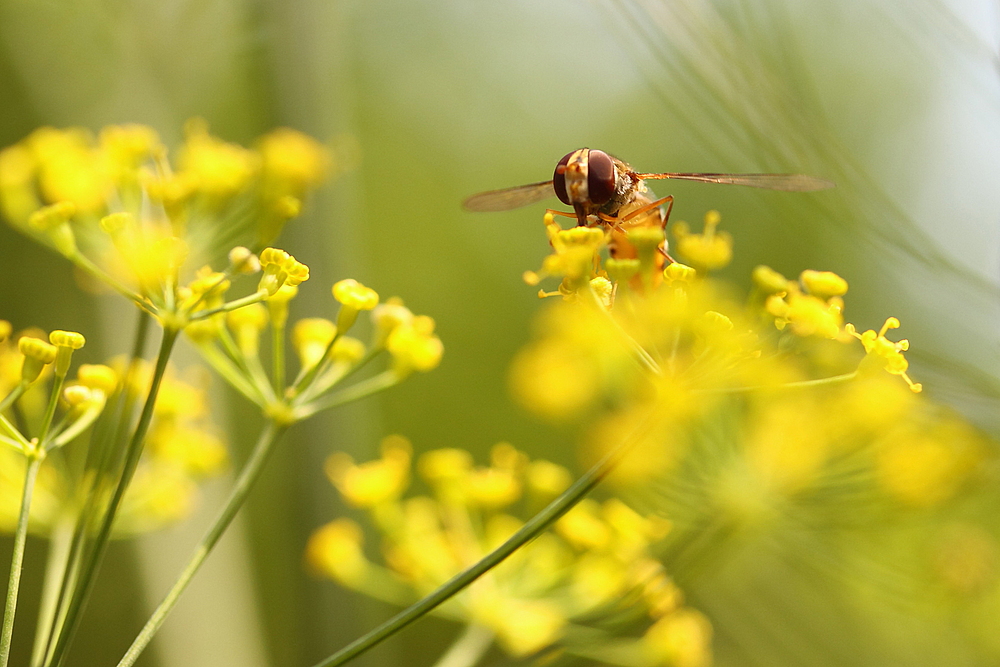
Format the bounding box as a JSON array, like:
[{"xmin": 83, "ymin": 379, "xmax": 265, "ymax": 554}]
[
  {"xmin": 184, "ymin": 277, "xmax": 442, "ymax": 424},
  {"xmin": 512, "ymin": 208, "xmax": 985, "ymax": 503},
  {"xmin": 308, "ymin": 438, "xmax": 711, "ymax": 665},
  {"xmin": 0, "ymin": 324, "xmax": 227, "ymax": 535},
  {"xmin": 0, "ymin": 122, "xmax": 332, "ymax": 328}
]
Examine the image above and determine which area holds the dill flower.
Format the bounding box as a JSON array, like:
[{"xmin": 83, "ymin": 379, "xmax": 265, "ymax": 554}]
[
  {"xmin": 0, "ymin": 334, "xmax": 227, "ymax": 535},
  {"xmin": 508, "ymin": 206, "xmax": 993, "ymax": 667},
  {"xmin": 308, "ymin": 441, "xmax": 705, "ymax": 662},
  {"xmin": 0, "ymin": 122, "xmax": 333, "ymax": 333}
]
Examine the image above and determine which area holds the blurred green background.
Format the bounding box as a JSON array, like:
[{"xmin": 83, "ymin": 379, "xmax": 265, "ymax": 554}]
[{"xmin": 1, "ymin": 0, "xmax": 999, "ymax": 666}]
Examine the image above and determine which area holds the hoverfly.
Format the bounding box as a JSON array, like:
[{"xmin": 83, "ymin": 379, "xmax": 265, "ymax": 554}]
[{"xmin": 463, "ymin": 148, "xmax": 833, "ymax": 263}]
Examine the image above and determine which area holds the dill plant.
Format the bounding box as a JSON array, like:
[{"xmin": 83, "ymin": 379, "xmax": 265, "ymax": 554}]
[
  {"xmin": 0, "ymin": 122, "xmax": 442, "ymax": 667},
  {"xmin": 0, "ymin": 124, "xmax": 993, "ymax": 667}
]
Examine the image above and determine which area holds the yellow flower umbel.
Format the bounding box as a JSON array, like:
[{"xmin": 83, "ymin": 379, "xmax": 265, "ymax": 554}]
[
  {"xmin": 510, "ymin": 206, "xmax": 991, "ymax": 667},
  {"xmin": 308, "ymin": 440, "xmax": 707, "ymax": 663},
  {"xmin": 0, "ymin": 326, "xmax": 227, "ymax": 535},
  {"xmin": 184, "ymin": 277, "xmax": 442, "ymax": 425},
  {"xmin": 0, "ymin": 123, "xmax": 334, "ymax": 335}
]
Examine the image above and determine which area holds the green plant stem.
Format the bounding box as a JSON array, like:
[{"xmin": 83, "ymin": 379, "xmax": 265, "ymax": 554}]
[
  {"xmin": 36, "ymin": 374, "xmax": 66, "ymax": 446},
  {"xmin": 309, "ymin": 410, "xmax": 660, "ymax": 667},
  {"xmin": 115, "ymin": 420, "xmax": 288, "ymax": 667},
  {"xmin": 38, "ymin": 313, "xmax": 150, "ymax": 667},
  {"xmin": 272, "ymin": 321, "xmax": 285, "ymax": 394},
  {"xmin": 0, "ymin": 454, "xmax": 43, "ymax": 667},
  {"xmin": 31, "ymin": 516, "xmax": 74, "ymax": 667},
  {"xmin": 293, "ymin": 371, "xmax": 399, "ymax": 420},
  {"xmin": 705, "ymin": 370, "xmax": 859, "ymax": 395},
  {"xmin": 0, "ymin": 382, "xmax": 27, "ymax": 414},
  {"xmin": 429, "ymin": 625, "xmax": 494, "ymax": 667},
  {"xmin": 189, "ymin": 290, "xmax": 267, "ymax": 320},
  {"xmin": 45, "ymin": 327, "xmax": 179, "ymax": 667}
]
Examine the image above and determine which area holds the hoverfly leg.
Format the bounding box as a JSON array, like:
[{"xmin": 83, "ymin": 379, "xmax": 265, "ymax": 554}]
[
  {"xmin": 597, "ymin": 212, "xmax": 628, "ymax": 235},
  {"xmin": 620, "ymin": 195, "xmax": 674, "ymax": 225},
  {"xmin": 544, "ymin": 208, "xmax": 578, "ymax": 221},
  {"xmin": 624, "ymin": 196, "xmax": 675, "ymax": 264}
]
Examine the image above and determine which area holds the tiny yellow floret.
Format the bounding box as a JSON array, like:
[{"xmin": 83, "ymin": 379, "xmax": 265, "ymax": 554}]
[
  {"xmin": 751, "ymin": 265, "xmax": 788, "ymax": 294},
  {"xmin": 332, "ymin": 279, "xmax": 379, "ymax": 310},
  {"xmin": 76, "ymin": 364, "xmax": 118, "ymax": 394},
  {"xmin": 800, "ymin": 269, "xmax": 848, "ymax": 299},
  {"xmin": 228, "ymin": 246, "xmax": 261, "ymax": 275},
  {"xmin": 19, "ymin": 336, "xmax": 57, "ymax": 383},
  {"xmin": 386, "ymin": 316, "xmax": 444, "ymax": 376}
]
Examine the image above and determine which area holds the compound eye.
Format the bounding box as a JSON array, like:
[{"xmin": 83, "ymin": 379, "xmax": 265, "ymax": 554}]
[
  {"xmin": 553, "ymin": 151, "xmax": 574, "ymax": 205},
  {"xmin": 586, "ymin": 150, "xmax": 616, "ymax": 206}
]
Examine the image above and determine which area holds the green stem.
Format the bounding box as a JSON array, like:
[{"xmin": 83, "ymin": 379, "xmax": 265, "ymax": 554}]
[
  {"xmin": 293, "ymin": 371, "xmax": 399, "ymax": 420},
  {"xmin": 0, "ymin": 414, "xmax": 31, "ymax": 454},
  {"xmin": 703, "ymin": 370, "xmax": 859, "ymax": 395},
  {"xmin": 189, "ymin": 290, "xmax": 267, "ymax": 321},
  {"xmin": 36, "ymin": 374, "xmax": 66, "ymax": 446},
  {"xmin": 45, "ymin": 327, "xmax": 179, "ymax": 667},
  {"xmin": 429, "ymin": 625, "xmax": 494, "ymax": 667},
  {"xmin": 0, "ymin": 382, "xmax": 27, "ymax": 414},
  {"xmin": 115, "ymin": 420, "xmax": 287, "ymax": 667},
  {"xmin": 290, "ymin": 331, "xmax": 344, "ymax": 397},
  {"xmin": 0, "ymin": 455, "xmax": 43, "ymax": 667},
  {"xmin": 193, "ymin": 342, "xmax": 268, "ymax": 406},
  {"xmin": 309, "ymin": 410, "xmax": 660, "ymax": 667},
  {"xmin": 301, "ymin": 347, "xmax": 383, "ymax": 403},
  {"xmin": 31, "ymin": 516, "xmax": 74, "ymax": 667},
  {"xmin": 272, "ymin": 321, "xmax": 285, "ymax": 394}
]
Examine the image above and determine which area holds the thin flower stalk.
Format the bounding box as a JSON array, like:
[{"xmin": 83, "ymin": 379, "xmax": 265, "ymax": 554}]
[
  {"xmin": 43, "ymin": 328, "xmax": 179, "ymax": 667},
  {"xmin": 0, "ymin": 454, "xmax": 43, "ymax": 667},
  {"xmin": 115, "ymin": 420, "xmax": 287, "ymax": 667}
]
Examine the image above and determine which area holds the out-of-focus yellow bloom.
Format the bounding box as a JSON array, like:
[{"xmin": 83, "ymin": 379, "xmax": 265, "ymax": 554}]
[
  {"xmin": 470, "ymin": 594, "xmax": 567, "ymax": 657},
  {"xmin": 258, "ymin": 128, "xmax": 330, "ymax": 199},
  {"xmin": 371, "ymin": 297, "xmax": 414, "ymax": 348},
  {"xmin": 0, "ymin": 348, "xmax": 227, "ymax": 536},
  {"xmin": 177, "ymin": 119, "xmax": 258, "ymax": 200},
  {"xmin": 325, "ymin": 435, "xmax": 412, "ymax": 508},
  {"xmin": 0, "ymin": 122, "xmax": 330, "ymax": 330},
  {"xmin": 672, "ymin": 211, "xmax": 732, "ymax": 271},
  {"xmin": 751, "ymin": 265, "xmax": 789, "ymax": 294},
  {"xmin": 386, "ymin": 315, "xmax": 444, "ymax": 377},
  {"xmin": 28, "ymin": 127, "xmax": 112, "ymax": 213},
  {"xmin": 799, "ymin": 269, "xmax": 848, "ymax": 299},
  {"xmin": 306, "ymin": 518, "xmax": 369, "ymax": 586},
  {"xmin": 875, "ymin": 416, "xmax": 983, "ymax": 506},
  {"xmin": 310, "ymin": 442, "xmax": 691, "ymax": 660},
  {"xmin": 643, "ymin": 608, "xmax": 713, "ymax": 667}
]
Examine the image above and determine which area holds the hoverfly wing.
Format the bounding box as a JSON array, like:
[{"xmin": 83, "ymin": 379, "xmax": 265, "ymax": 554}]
[
  {"xmin": 636, "ymin": 172, "xmax": 834, "ymax": 192},
  {"xmin": 462, "ymin": 180, "xmax": 555, "ymax": 212}
]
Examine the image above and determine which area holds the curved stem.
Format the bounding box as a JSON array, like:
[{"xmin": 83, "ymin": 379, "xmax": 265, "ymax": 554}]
[
  {"xmin": 309, "ymin": 410, "xmax": 660, "ymax": 667},
  {"xmin": 115, "ymin": 420, "xmax": 288, "ymax": 667},
  {"xmin": 0, "ymin": 455, "xmax": 43, "ymax": 667}
]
